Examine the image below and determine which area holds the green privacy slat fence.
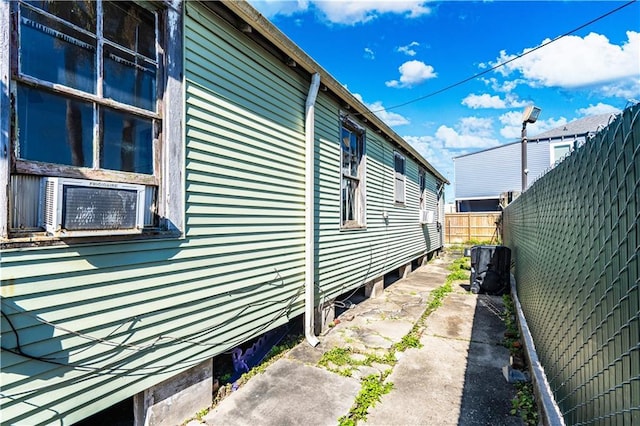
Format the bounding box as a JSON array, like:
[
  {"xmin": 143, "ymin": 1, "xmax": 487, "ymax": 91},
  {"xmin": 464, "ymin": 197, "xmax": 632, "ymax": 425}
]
[{"xmin": 503, "ymin": 103, "xmax": 639, "ymax": 425}]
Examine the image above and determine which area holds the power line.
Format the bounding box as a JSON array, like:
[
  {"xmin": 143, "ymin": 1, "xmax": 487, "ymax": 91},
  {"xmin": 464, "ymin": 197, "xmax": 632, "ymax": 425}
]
[{"xmin": 358, "ymin": 0, "xmax": 637, "ymax": 117}]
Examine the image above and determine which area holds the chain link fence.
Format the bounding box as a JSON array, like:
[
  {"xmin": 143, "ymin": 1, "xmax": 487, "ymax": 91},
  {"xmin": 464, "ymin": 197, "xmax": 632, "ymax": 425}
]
[{"xmin": 503, "ymin": 103, "xmax": 639, "ymax": 425}]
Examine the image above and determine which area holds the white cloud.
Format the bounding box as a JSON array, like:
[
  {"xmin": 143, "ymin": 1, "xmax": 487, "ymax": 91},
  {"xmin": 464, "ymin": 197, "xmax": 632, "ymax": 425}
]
[
  {"xmin": 404, "ymin": 135, "xmax": 443, "ymax": 150},
  {"xmin": 385, "ymin": 60, "xmax": 437, "ymax": 88},
  {"xmin": 353, "ymin": 93, "xmax": 410, "ymax": 127},
  {"xmin": 463, "ymin": 94, "xmax": 506, "ymax": 109},
  {"xmin": 404, "ymin": 117, "xmax": 504, "ymax": 188},
  {"xmin": 458, "ymin": 116, "xmax": 494, "ymax": 137},
  {"xmin": 576, "ymin": 103, "xmax": 621, "ymax": 116},
  {"xmin": 435, "ymin": 125, "xmax": 498, "ymax": 149},
  {"xmin": 498, "ymin": 111, "xmax": 568, "ymax": 140},
  {"xmin": 480, "ymin": 77, "xmax": 523, "ymax": 94},
  {"xmin": 404, "ymin": 135, "xmax": 453, "ymax": 177},
  {"xmin": 314, "ymin": 1, "xmax": 432, "ymax": 24},
  {"xmin": 250, "ymin": 0, "xmax": 432, "ymax": 24},
  {"xmin": 397, "ymin": 41, "xmax": 420, "ymax": 56},
  {"xmin": 363, "ymin": 47, "xmax": 375, "ymax": 60},
  {"xmin": 409, "ymin": 116, "xmax": 500, "ymax": 151},
  {"xmin": 248, "ymin": 0, "xmax": 310, "ymax": 18},
  {"xmin": 492, "ymin": 31, "xmax": 640, "ymax": 97},
  {"xmin": 597, "ymin": 80, "xmax": 640, "ymax": 99},
  {"xmin": 462, "ymin": 93, "xmax": 528, "ymax": 109}
]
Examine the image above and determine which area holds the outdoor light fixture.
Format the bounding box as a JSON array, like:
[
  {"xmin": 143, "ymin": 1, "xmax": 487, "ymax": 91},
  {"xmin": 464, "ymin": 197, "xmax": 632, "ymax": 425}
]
[
  {"xmin": 522, "ymin": 105, "xmax": 542, "ymax": 124},
  {"xmin": 521, "ymin": 105, "xmax": 541, "ymax": 192}
]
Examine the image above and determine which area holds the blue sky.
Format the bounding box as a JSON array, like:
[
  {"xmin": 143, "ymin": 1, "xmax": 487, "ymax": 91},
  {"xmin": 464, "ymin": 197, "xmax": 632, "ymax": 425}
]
[{"xmin": 247, "ymin": 0, "xmax": 640, "ymax": 201}]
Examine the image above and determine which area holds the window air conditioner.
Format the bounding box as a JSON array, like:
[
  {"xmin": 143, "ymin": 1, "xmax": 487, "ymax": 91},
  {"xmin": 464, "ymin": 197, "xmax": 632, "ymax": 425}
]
[
  {"xmin": 40, "ymin": 177, "xmax": 145, "ymax": 237},
  {"xmin": 419, "ymin": 209, "xmax": 435, "ymax": 224}
]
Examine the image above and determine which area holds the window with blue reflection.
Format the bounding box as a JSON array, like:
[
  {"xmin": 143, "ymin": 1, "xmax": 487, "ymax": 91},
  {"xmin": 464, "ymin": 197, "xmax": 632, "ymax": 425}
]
[
  {"xmin": 15, "ymin": 0, "xmax": 159, "ymax": 175},
  {"xmin": 24, "ymin": 1, "xmax": 96, "ymax": 32},
  {"xmin": 20, "ymin": 5, "xmax": 96, "ymax": 93},
  {"xmin": 104, "ymin": 45, "xmax": 156, "ymax": 111},
  {"xmin": 17, "ymin": 85, "xmax": 93, "ymax": 167},
  {"xmin": 103, "ymin": 1, "xmax": 155, "ymax": 58},
  {"xmin": 101, "ymin": 109, "xmax": 153, "ymax": 174}
]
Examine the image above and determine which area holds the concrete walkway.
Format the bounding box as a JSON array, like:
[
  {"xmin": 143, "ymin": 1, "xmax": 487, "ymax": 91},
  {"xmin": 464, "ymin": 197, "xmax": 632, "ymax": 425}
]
[{"xmin": 196, "ymin": 251, "xmax": 519, "ymax": 426}]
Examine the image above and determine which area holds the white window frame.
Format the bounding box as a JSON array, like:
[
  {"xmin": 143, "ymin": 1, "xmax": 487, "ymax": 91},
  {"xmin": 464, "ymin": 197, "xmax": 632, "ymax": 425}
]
[
  {"xmin": 550, "ymin": 142, "xmax": 572, "ymax": 165},
  {"xmin": 0, "ymin": 0, "xmax": 184, "ymax": 243},
  {"xmin": 340, "ymin": 114, "xmax": 366, "ymax": 229},
  {"xmin": 394, "ymin": 151, "xmax": 406, "ymax": 205}
]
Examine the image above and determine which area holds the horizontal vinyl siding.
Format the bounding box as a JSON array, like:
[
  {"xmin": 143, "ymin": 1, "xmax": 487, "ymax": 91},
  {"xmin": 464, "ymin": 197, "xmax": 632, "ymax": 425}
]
[
  {"xmin": 454, "ymin": 142, "xmax": 551, "ymax": 199},
  {"xmin": 315, "ymin": 96, "xmax": 442, "ymax": 301},
  {"xmin": 0, "ymin": 4, "xmax": 307, "ymax": 425}
]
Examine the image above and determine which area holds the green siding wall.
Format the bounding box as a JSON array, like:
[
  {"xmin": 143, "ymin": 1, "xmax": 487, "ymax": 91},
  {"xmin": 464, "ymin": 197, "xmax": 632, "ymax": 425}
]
[
  {"xmin": 0, "ymin": 4, "xmax": 309, "ymax": 425},
  {"xmin": 0, "ymin": 3, "xmax": 443, "ymax": 424},
  {"xmin": 314, "ymin": 96, "xmax": 442, "ymax": 301}
]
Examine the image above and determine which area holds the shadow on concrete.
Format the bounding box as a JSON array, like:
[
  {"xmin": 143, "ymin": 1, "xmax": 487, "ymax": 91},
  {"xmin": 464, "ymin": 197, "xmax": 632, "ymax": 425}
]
[{"xmin": 457, "ymin": 294, "xmax": 518, "ymax": 425}]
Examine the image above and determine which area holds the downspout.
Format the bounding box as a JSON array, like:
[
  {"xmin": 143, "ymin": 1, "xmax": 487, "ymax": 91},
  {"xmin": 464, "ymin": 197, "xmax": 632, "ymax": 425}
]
[{"xmin": 305, "ymin": 73, "xmax": 321, "ymax": 347}]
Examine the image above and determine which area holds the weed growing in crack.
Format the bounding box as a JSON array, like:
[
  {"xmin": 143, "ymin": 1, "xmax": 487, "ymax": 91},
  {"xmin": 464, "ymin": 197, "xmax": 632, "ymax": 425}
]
[
  {"xmin": 318, "ymin": 347, "xmax": 358, "ymax": 376},
  {"xmin": 449, "ymin": 256, "xmax": 471, "ymax": 272},
  {"xmin": 338, "ymin": 374, "xmax": 393, "ymax": 426},
  {"xmin": 333, "ymin": 272, "xmax": 460, "ymax": 424}
]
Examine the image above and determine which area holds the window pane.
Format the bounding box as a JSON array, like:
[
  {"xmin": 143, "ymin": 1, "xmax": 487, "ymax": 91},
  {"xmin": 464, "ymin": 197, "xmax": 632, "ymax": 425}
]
[
  {"xmin": 24, "ymin": 1, "xmax": 96, "ymax": 32},
  {"xmin": 104, "ymin": 45, "xmax": 156, "ymax": 111},
  {"xmin": 350, "ymin": 133, "xmax": 360, "ymax": 176},
  {"xmin": 103, "ymin": 1, "xmax": 156, "ymax": 59},
  {"xmin": 20, "ymin": 5, "xmax": 96, "ymax": 93},
  {"xmin": 17, "ymin": 85, "xmax": 93, "ymax": 167},
  {"xmin": 342, "ymin": 178, "xmax": 358, "ymax": 224},
  {"xmin": 553, "ymin": 145, "xmax": 571, "ymax": 162},
  {"xmin": 341, "ymin": 127, "xmax": 363, "ymax": 178},
  {"xmin": 341, "ymin": 128, "xmax": 351, "ymax": 174},
  {"xmin": 101, "ymin": 109, "xmax": 153, "ymax": 174},
  {"xmin": 394, "ymin": 153, "xmax": 405, "ymax": 174},
  {"xmin": 395, "ymin": 177, "xmax": 405, "ymax": 204}
]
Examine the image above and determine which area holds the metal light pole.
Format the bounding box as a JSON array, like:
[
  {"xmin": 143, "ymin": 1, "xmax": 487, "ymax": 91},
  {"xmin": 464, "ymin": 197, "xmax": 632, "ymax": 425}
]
[{"xmin": 521, "ymin": 105, "xmax": 541, "ymax": 192}]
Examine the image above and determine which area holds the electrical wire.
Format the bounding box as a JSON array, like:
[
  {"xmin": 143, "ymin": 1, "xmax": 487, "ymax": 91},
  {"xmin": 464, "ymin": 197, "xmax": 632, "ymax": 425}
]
[
  {"xmin": 355, "ymin": 0, "xmax": 638, "ymax": 118},
  {"xmin": 0, "ymin": 275, "xmax": 303, "ymax": 392},
  {"xmin": 0, "ymin": 291, "xmax": 302, "ymax": 399}
]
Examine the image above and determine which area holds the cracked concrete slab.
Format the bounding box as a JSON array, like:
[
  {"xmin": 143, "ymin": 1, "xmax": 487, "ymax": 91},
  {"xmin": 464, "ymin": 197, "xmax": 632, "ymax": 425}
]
[
  {"xmin": 202, "ymin": 359, "xmax": 359, "ymax": 426},
  {"xmin": 198, "ymin": 252, "xmax": 521, "ymax": 426}
]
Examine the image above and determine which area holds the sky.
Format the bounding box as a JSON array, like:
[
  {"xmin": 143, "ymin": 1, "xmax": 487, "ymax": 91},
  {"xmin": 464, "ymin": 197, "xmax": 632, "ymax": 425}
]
[{"xmin": 246, "ymin": 0, "xmax": 640, "ymax": 202}]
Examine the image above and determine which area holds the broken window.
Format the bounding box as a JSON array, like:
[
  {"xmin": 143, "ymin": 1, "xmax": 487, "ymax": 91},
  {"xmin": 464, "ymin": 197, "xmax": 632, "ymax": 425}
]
[
  {"xmin": 394, "ymin": 152, "xmax": 406, "ymax": 204},
  {"xmin": 340, "ymin": 115, "xmax": 366, "ymax": 228},
  {"xmin": 4, "ymin": 0, "xmax": 184, "ymax": 239},
  {"xmin": 14, "ymin": 0, "xmax": 158, "ymax": 172},
  {"xmin": 419, "ymin": 168, "xmax": 426, "ymax": 210}
]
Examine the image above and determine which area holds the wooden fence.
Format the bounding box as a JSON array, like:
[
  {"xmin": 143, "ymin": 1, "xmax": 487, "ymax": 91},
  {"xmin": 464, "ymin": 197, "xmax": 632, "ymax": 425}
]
[{"xmin": 444, "ymin": 212, "xmax": 501, "ymax": 244}]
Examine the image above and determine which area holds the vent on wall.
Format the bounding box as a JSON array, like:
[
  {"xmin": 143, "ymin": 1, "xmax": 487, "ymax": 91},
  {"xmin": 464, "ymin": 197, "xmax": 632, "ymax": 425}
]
[{"xmin": 40, "ymin": 177, "xmax": 146, "ymax": 237}]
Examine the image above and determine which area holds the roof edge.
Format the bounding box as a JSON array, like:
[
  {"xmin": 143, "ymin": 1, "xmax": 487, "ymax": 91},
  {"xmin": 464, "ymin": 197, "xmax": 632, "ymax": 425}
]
[{"xmin": 219, "ymin": 1, "xmax": 449, "ymax": 184}]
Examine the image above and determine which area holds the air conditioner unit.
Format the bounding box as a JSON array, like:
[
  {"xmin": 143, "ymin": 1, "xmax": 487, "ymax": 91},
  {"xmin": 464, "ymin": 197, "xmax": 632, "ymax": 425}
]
[
  {"xmin": 40, "ymin": 177, "xmax": 145, "ymax": 237},
  {"xmin": 419, "ymin": 209, "xmax": 435, "ymax": 224}
]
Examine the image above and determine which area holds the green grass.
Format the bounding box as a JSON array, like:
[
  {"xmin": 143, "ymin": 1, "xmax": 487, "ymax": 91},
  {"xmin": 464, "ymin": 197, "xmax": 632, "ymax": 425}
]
[{"xmin": 449, "ymin": 256, "xmax": 471, "ymax": 272}]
